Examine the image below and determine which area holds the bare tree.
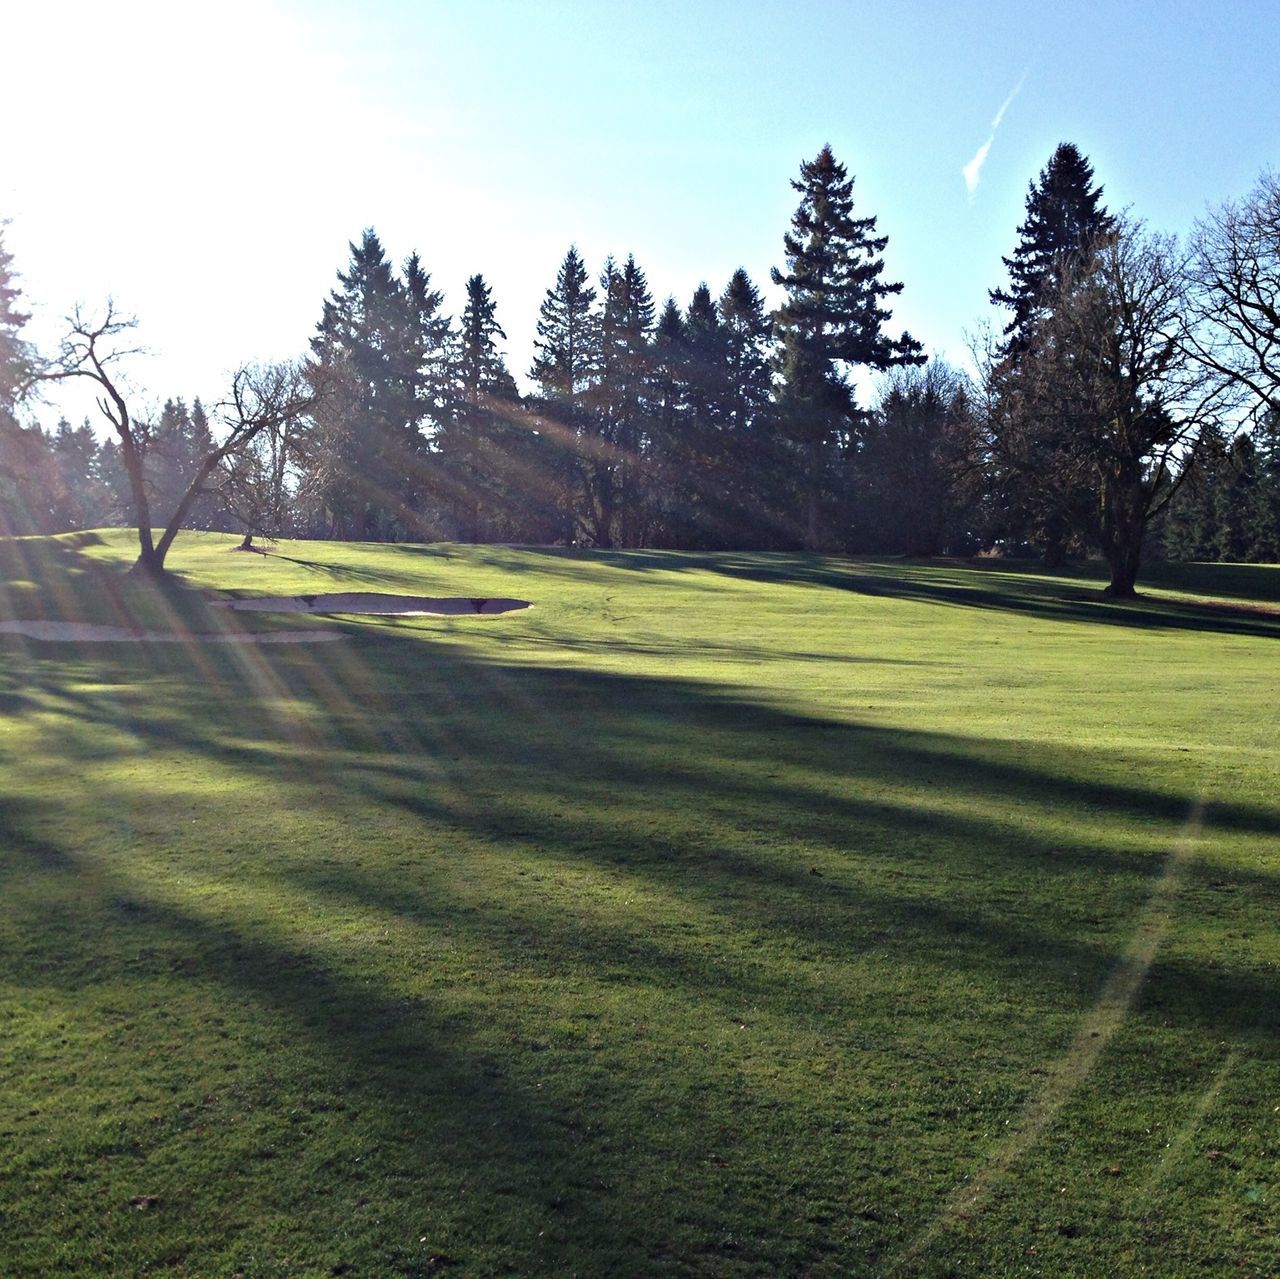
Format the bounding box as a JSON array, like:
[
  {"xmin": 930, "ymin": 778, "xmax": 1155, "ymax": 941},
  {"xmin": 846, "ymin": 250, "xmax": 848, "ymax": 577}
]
[
  {"xmin": 42, "ymin": 306, "xmax": 315, "ymax": 576},
  {"xmin": 983, "ymin": 221, "xmax": 1230, "ymax": 596},
  {"xmin": 1185, "ymin": 172, "xmax": 1280, "ymax": 420},
  {"xmin": 215, "ymin": 383, "xmax": 309, "ymax": 550}
]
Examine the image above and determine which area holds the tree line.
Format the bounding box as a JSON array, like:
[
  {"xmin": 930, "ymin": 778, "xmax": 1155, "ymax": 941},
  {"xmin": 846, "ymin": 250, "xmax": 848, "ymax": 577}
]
[{"xmin": 1, "ymin": 144, "xmax": 1277, "ymax": 591}]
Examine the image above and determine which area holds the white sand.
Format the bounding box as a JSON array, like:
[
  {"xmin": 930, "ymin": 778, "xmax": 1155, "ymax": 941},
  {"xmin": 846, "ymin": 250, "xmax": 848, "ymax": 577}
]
[
  {"xmin": 0, "ymin": 620, "xmax": 347, "ymax": 644},
  {"xmin": 214, "ymin": 593, "xmax": 531, "ymax": 616}
]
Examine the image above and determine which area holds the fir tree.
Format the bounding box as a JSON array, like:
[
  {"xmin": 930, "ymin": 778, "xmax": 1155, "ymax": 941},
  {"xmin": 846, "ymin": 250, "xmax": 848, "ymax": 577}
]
[
  {"xmin": 719, "ymin": 269, "xmax": 773, "ymax": 437},
  {"xmin": 438, "ymin": 273, "xmax": 520, "ymax": 540},
  {"xmin": 990, "ymin": 143, "xmax": 1116, "ymax": 359},
  {"xmin": 586, "ymin": 254, "xmax": 654, "ymax": 546},
  {"xmin": 530, "ymin": 246, "xmax": 597, "ymax": 399},
  {"xmin": 0, "ymin": 224, "xmax": 38, "ymax": 534},
  {"xmin": 772, "ymin": 145, "xmax": 923, "ymax": 548},
  {"xmin": 529, "ymin": 246, "xmax": 599, "ymax": 543},
  {"xmin": 308, "ymin": 231, "xmax": 447, "ymax": 539},
  {"xmin": 719, "ymin": 268, "xmax": 782, "ymax": 544},
  {"xmin": 987, "ymin": 143, "xmax": 1116, "ymax": 564},
  {"xmin": 0, "ymin": 223, "xmax": 32, "ymax": 427}
]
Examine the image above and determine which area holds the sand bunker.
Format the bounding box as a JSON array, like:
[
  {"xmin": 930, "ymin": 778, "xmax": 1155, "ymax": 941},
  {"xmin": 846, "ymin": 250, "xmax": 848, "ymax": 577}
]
[
  {"xmin": 213, "ymin": 593, "xmax": 532, "ymax": 616},
  {"xmin": 0, "ymin": 620, "xmax": 347, "ymax": 644}
]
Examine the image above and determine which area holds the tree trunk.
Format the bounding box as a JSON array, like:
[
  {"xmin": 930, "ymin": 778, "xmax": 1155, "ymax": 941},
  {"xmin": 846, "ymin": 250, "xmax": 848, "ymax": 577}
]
[
  {"xmin": 150, "ymin": 454, "xmax": 224, "ymax": 572},
  {"xmin": 118, "ymin": 433, "xmax": 158, "ymax": 572},
  {"xmin": 804, "ymin": 438, "xmax": 823, "ymax": 551},
  {"xmin": 1100, "ymin": 475, "xmax": 1146, "ymax": 598},
  {"xmin": 1103, "ymin": 545, "xmax": 1141, "ymax": 597}
]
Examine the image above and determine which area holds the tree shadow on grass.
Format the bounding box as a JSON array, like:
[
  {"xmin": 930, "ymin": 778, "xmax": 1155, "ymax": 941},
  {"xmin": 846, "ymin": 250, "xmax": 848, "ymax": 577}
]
[
  {"xmin": 492, "ymin": 548, "xmax": 1280, "ymax": 639},
  {"xmin": 2, "ymin": 628, "xmax": 1278, "ymax": 1273}
]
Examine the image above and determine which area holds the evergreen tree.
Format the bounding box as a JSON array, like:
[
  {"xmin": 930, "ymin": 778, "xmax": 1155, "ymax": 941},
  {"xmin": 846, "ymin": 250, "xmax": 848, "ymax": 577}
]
[
  {"xmin": 49, "ymin": 416, "xmax": 109, "ymax": 531},
  {"xmin": 856, "ymin": 362, "xmax": 977, "ymax": 555},
  {"xmin": 646, "ymin": 297, "xmax": 687, "ymax": 545},
  {"xmin": 718, "ymin": 268, "xmax": 780, "ymax": 544},
  {"xmin": 529, "ymin": 246, "xmax": 598, "ymax": 542},
  {"xmin": 719, "ymin": 269, "xmax": 773, "ymax": 438},
  {"xmin": 1161, "ymin": 425, "xmax": 1230, "ymax": 561},
  {"xmin": 437, "ymin": 273, "xmax": 520, "ymax": 540},
  {"xmin": 0, "ymin": 224, "xmax": 32, "ymax": 427},
  {"xmin": 987, "ymin": 144, "xmax": 1116, "ymax": 564},
  {"xmin": 530, "ymin": 246, "xmax": 597, "ymax": 399},
  {"xmin": 144, "ymin": 397, "xmax": 225, "ymax": 530},
  {"xmin": 577, "ymin": 254, "xmax": 655, "ymax": 547},
  {"xmin": 672, "ymin": 283, "xmax": 734, "ymax": 545},
  {"xmin": 0, "ymin": 224, "xmax": 39, "ymax": 534},
  {"xmin": 990, "ymin": 143, "xmax": 1116, "ymax": 359},
  {"xmin": 772, "ymin": 145, "xmax": 923, "ymax": 549},
  {"xmin": 307, "ymin": 231, "xmax": 448, "ymax": 539}
]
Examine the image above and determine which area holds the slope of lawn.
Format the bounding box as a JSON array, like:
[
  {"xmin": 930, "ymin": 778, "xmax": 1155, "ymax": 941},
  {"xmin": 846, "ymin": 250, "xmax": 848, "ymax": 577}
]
[{"xmin": 1, "ymin": 529, "xmax": 1277, "ymax": 1278}]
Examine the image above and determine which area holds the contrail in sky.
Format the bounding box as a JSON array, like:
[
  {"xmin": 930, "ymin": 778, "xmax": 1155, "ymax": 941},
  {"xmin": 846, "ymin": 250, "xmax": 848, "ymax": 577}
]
[{"xmin": 964, "ymin": 70, "xmax": 1029, "ymax": 197}]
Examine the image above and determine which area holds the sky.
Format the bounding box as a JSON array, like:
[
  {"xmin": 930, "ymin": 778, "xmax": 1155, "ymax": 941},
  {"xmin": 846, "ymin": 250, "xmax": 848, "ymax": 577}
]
[{"xmin": 5, "ymin": 0, "xmax": 1278, "ymax": 430}]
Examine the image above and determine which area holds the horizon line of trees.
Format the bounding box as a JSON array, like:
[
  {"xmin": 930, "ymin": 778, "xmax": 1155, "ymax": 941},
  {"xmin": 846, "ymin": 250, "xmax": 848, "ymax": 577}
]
[{"xmin": 1, "ymin": 144, "xmax": 1277, "ymax": 591}]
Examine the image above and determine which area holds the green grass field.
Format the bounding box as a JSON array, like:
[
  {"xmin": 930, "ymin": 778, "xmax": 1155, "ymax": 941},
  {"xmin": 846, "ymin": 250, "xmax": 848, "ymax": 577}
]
[{"xmin": 1, "ymin": 530, "xmax": 1277, "ymax": 1277}]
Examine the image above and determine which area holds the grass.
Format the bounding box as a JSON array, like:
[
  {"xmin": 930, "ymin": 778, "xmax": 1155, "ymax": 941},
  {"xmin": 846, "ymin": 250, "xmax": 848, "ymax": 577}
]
[{"xmin": 0, "ymin": 529, "xmax": 1277, "ymax": 1277}]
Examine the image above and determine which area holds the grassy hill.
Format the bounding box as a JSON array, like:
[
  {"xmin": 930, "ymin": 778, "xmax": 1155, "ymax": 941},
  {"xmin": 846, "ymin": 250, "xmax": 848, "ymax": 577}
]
[{"xmin": 1, "ymin": 530, "xmax": 1277, "ymax": 1277}]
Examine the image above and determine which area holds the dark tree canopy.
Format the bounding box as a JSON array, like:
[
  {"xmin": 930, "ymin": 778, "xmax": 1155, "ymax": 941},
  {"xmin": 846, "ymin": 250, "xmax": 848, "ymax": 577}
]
[
  {"xmin": 990, "ymin": 142, "xmax": 1116, "ymax": 359},
  {"xmin": 12, "ymin": 152, "xmax": 1280, "ymax": 588},
  {"xmin": 771, "ymin": 145, "xmax": 923, "ymax": 548},
  {"xmin": 307, "ymin": 230, "xmax": 450, "ymax": 539}
]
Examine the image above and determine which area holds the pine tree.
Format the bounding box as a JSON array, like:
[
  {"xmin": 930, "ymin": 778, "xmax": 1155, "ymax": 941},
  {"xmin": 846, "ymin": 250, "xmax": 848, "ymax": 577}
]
[
  {"xmin": 647, "ymin": 297, "xmax": 687, "ymax": 545},
  {"xmin": 586, "ymin": 254, "xmax": 654, "ymax": 546},
  {"xmin": 0, "ymin": 224, "xmax": 32, "ymax": 427},
  {"xmin": 529, "ymin": 246, "xmax": 598, "ymax": 543},
  {"xmin": 0, "ymin": 224, "xmax": 38, "ymax": 534},
  {"xmin": 856, "ymin": 362, "xmax": 977, "ymax": 555},
  {"xmin": 990, "ymin": 143, "xmax": 1116, "ymax": 359},
  {"xmin": 772, "ymin": 145, "xmax": 923, "ymax": 549},
  {"xmin": 719, "ymin": 269, "xmax": 773, "ymax": 437},
  {"xmin": 438, "ymin": 273, "xmax": 519, "ymax": 540},
  {"xmin": 307, "ymin": 231, "xmax": 448, "ymax": 539},
  {"xmin": 987, "ymin": 143, "xmax": 1116, "ymax": 564},
  {"xmin": 49, "ymin": 417, "xmax": 106, "ymax": 531},
  {"xmin": 530, "ymin": 246, "xmax": 597, "ymax": 399}
]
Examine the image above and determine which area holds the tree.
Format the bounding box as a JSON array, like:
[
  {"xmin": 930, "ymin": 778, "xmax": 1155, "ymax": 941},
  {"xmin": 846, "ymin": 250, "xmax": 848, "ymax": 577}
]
[
  {"xmin": 984, "ymin": 221, "xmax": 1225, "ymax": 596},
  {"xmin": 529, "ymin": 246, "xmax": 598, "ymax": 543},
  {"xmin": 217, "ymin": 390, "xmax": 309, "ymax": 550},
  {"xmin": 988, "ymin": 143, "xmax": 1116, "ymax": 562},
  {"xmin": 48, "ymin": 416, "xmax": 110, "ymax": 532},
  {"xmin": 0, "ymin": 222, "xmax": 41, "ymax": 534},
  {"xmin": 1163, "ymin": 412, "xmax": 1280, "ymax": 563},
  {"xmin": 436, "ymin": 273, "xmax": 520, "ymax": 540},
  {"xmin": 718, "ymin": 268, "xmax": 784, "ymax": 544},
  {"xmin": 720, "ymin": 268, "xmax": 774, "ymax": 438},
  {"xmin": 306, "ymin": 231, "xmax": 449, "ymax": 540},
  {"xmin": 771, "ymin": 145, "xmax": 923, "ymax": 549},
  {"xmin": 857, "ymin": 361, "xmax": 978, "ymax": 556},
  {"xmin": 43, "ymin": 304, "xmax": 315, "ymax": 576},
  {"xmin": 990, "ymin": 143, "xmax": 1116, "ymax": 358},
  {"xmin": 586, "ymin": 254, "xmax": 654, "ymax": 546},
  {"xmin": 0, "ymin": 223, "xmax": 32, "ymax": 427},
  {"xmin": 146, "ymin": 397, "xmax": 225, "ymax": 531},
  {"xmin": 1184, "ymin": 171, "xmax": 1280, "ymax": 421}
]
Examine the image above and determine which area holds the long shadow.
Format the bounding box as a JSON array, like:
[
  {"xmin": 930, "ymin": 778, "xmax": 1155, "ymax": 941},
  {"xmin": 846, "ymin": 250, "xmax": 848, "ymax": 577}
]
[
  {"xmin": 13, "ymin": 534, "xmax": 1279, "ymax": 640},
  {"xmin": 4, "ymin": 633, "xmax": 1277, "ymax": 1029},
  {"xmin": 490, "ymin": 547, "xmax": 1280, "ymax": 639},
  {"xmin": 0, "ymin": 837, "xmax": 634, "ymax": 1276},
  {"xmin": 3, "ymin": 615, "xmax": 1278, "ymax": 1272}
]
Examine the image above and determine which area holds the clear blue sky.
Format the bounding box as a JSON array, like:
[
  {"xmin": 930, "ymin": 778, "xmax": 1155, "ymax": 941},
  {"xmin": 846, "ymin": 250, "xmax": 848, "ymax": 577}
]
[{"xmin": 6, "ymin": 0, "xmax": 1278, "ymax": 426}]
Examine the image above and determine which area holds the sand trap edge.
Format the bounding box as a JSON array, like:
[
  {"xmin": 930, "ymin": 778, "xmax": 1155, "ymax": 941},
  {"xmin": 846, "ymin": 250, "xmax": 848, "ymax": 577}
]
[{"xmin": 214, "ymin": 593, "xmax": 532, "ymax": 616}]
